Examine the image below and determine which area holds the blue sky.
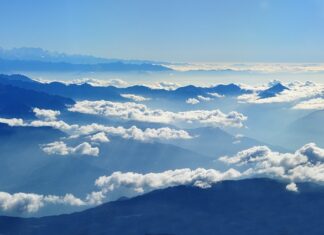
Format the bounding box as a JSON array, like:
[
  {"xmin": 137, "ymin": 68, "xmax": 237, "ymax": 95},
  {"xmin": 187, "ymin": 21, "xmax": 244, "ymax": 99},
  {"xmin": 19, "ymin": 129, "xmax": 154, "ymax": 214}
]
[{"xmin": 1, "ymin": 0, "xmax": 324, "ymax": 62}]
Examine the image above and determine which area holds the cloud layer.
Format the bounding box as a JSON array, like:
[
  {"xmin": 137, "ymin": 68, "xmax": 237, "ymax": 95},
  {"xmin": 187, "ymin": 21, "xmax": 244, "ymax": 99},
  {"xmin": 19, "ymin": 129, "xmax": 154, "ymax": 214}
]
[{"xmin": 69, "ymin": 100, "xmax": 247, "ymax": 128}]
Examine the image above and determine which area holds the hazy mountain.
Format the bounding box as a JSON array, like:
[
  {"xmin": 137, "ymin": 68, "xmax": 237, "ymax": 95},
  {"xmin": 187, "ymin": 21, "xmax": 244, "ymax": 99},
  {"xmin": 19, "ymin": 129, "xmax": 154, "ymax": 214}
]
[
  {"xmin": 0, "ymin": 82, "xmax": 74, "ymax": 118},
  {"xmin": 1, "ymin": 178, "xmax": 323, "ymax": 235},
  {"xmin": 280, "ymin": 110, "xmax": 324, "ymax": 148},
  {"xmin": 0, "ymin": 74, "xmax": 251, "ymax": 101},
  {"xmin": 171, "ymin": 127, "xmax": 286, "ymax": 158},
  {"xmin": 0, "ymin": 47, "xmax": 168, "ymax": 65}
]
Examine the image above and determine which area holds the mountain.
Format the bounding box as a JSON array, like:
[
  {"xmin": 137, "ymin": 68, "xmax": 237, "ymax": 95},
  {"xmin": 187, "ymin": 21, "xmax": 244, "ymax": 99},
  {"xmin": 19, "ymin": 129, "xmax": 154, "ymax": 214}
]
[
  {"xmin": 0, "ymin": 74, "xmax": 125, "ymax": 101},
  {"xmin": 279, "ymin": 110, "xmax": 324, "ymax": 149},
  {"xmin": 0, "ymin": 82, "xmax": 74, "ymax": 117},
  {"xmin": 171, "ymin": 127, "xmax": 285, "ymax": 159},
  {"xmin": 0, "ymin": 59, "xmax": 171, "ymax": 72},
  {"xmin": 0, "ymin": 47, "xmax": 167, "ymax": 65},
  {"xmin": 1, "ymin": 178, "xmax": 324, "ymax": 235},
  {"xmin": 258, "ymin": 83, "xmax": 288, "ymax": 99},
  {"xmin": 0, "ymin": 74, "xmax": 251, "ymax": 101}
]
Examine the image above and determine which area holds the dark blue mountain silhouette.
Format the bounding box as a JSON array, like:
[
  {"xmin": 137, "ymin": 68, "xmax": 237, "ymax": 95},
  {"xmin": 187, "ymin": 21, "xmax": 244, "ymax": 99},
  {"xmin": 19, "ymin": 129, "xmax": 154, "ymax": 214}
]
[
  {"xmin": 0, "ymin": 82, "xmax": 74, "ymax": 117},
  {"xmin": 0, "ymin": 178, "xmax": 323, "ymax": 235},
  {"xmin": 258, "ymin": 83, "xmax": 289, "ymax": 99}
]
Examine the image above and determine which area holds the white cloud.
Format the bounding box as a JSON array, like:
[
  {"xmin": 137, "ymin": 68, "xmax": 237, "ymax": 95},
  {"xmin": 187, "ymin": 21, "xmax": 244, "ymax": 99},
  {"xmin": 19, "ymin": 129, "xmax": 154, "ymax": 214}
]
[
  {"xmin": 0, "ymin": 116, "xmax": 192, "ymax": 142},
  {"xmin": 33, "ymin": 108, "xmax": 60, "ymax": 121},
  {"xmin": 186, "ymin": 98, "xmax": 200, "ymax": 105},
  {"xmin": 41, "ymin": 141, "xmax": 99, "ymax": 157},
  {"xmin": 146, "ymin": 81, "xmax": 180, "ymax": 90},
  {"xmin": 286, "ymin": 182, "xmax": 298, "ymax": 192},
  {"xmin": 69, "ymin": 100, "xmax": 247, "ymax": 128},
  {"xmin": 120, "ymin": 94, "xmax": 150, "ymax": 102},
  {"xmin": 208, "ymin": 92, "xmax": 224, "ymax": 98},
  {"xmin": 0, "ymin": 118, "xmax": 24, "ymax": 127},
  {"xmin": 186, "ymin": 95, "xmax": 214, "ymax": 105},
  {"xmin": 197, "ymin": 95, "xmax": 212, "ymax": 102},
  {"xmin": 78, "ymin": 125, "xmax": 192, "ymax": 141},
  {"xmin": 0, "ymin": 168, "xmax": 241, "ymax": 214},
  {"xmin": 90, "ymin": 132, "xmax": 110, "ymax": 143},
  {"xmin": 94, "ymin": 168, "xmax": 241, "ymax": 197},
  {"xmin": 0, "ymin": 192, "xmax": 86, "ymax": 214},
  {"xmin": 292, "ymin": 98, "xmax": 324, "ymax": 110},
  {"xmin": 67, "ymin": 78, "xmax": 129, "ymax": 87},
  {"xmin": 220, "ymin": 143, "xmax": 324, "ymax": 185}
]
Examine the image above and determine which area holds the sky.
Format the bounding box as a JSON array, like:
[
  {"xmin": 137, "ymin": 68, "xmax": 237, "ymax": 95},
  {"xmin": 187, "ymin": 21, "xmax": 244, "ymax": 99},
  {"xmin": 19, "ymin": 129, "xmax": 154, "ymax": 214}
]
[{"xmin": 1, "ymin": 0, "xmax": 324, "ymax": 62}]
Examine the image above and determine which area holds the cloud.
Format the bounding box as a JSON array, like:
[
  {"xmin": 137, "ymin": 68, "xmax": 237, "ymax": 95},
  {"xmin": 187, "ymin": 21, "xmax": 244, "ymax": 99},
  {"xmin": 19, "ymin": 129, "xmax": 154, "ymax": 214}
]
[
  {"xmin": 186, "ymin": 95, "xmax": 215, "ymax": 105},
  {"xmin": 286, "ymin": 182, "xmax": 298, "ymax": 192},
  {"xmin": 208, "ymin": 92, "xmax": 224, "ymax": 98},
  {"xmin": 69, "ymin": 100, "xmax": 247, "ymax": 128},
  {"xmin": 167, "ymin": 63, "xmax": 324, "ymax": 73},
  {"xmin": 90, "ymin": 132, "xmax": 110, "ymax": 143},
  {"xmin": 0, "ymin": 192, "xmax": 86, "ymax": 214},
  {"xmin": 219, "ymin": 143, "xmax": 324, "ymax": 184},
  {"xmin": 67, "ymin": 78, "xmax": 129, "ymax": 87},
  {"xmin": 120, "ymin": 94, "xmax": 150, "ymax": 102},
  {"xmin": 186, "ymin": 98, "xmax": 200, "ymax": 105},
  {"xmin": 146, "ymin": 81, "xmax": 180, "ymax": 90},
  {"xmin": 78, "ymin": 125, "xmax": 192, "ymax": 141},
  {"xmin": 0, "ymin": 116, "xmax": 192, "ymax": 142},
  {"xmin": 0, "ymin": 118, "xmax": 24, "ymax": 126},
  {"xmin": 238, "ymin": 81, "xmax": 324, "ymax": 104},
  {"xmin": 197, "ymin": 95, "xmax": 212, "ymax": 101},
  {"xmin": 292, "ymin": 98, "xmax": 324, "ymax": 110},
  {"xmin": 94, "ymin": 168, "xmax": 241, "ymax": 197},
  {"xmin": 41, "ymin": 141, "xmax": 99, "ymax": 157},
  {"xmin": 33, "ymin": 108, "xmax": 60, "ymax": 121}
]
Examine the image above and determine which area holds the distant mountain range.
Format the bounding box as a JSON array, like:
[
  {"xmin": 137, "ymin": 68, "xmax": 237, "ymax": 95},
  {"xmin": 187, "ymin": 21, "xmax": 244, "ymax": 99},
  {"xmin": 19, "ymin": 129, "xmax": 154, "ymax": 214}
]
[
  {"xmin": 1, "ymin": 178, "xmax": 323, "ymax": 235},
  {"xmin": 0, "ymin": 74, "xmax": 250, "ymax": 102},
  {"xmin": 0, "ymin": 47, "xmax": 171, "ymax": 72}
]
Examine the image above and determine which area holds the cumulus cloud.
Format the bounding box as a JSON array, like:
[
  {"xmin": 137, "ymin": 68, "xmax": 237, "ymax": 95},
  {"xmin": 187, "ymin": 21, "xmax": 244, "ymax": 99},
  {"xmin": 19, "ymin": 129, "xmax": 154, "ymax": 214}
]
[
  {"xmin": 292, "ymin": 98, "xmax": 324, "ymax": 110},
  {"xmin": 0, "ymin": 118, "xmax": 24, "ymax": 126},
  {"xmin": 147, "ymin": 81, "xmax": 180, "ymax": 90},
  {"xmin": 33, "ymin": 108, "xmax": 60, "ymax": 121},
  {"xmin": 94, "ymin": 168, "xmax": 241, "ymax": 198},
  {"xmin": 186, "ymin": 95, "xmax": 214, "ymax": 105},
  {"xmin": 120, "ymin": 94, "xmax": 150, "ymax": 102},
  {"xmin": 41, "ymin": 141, "xmax": 99, "ymax": 157},
  {"xmin": 286, "ymin": 182, "xmax": 298, "ymax": 192},
  {"xmin": 0, "ymin": 192, "xmax": 86, "ymax": 214},
  {"xmin": 78, "ymin": 125, "xmax": 192, "ymax": 141},
  {"xmin": 68, "ymin": 100, "xmax": 247, "ymax": 128},
  {"xmin": 186, "ymin": 98, "xmax": 200, "ymax": 105},
  {"xmin": 220, "ymin": 143, "xmax": 324, "ymax": 186},
  {"xmin": 89, "ymin": 132, "xmax": 110, "ymax": 143},
  {"xmin": 0, "ymin": 116, "xmax": 192, "ymax": 142}
]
